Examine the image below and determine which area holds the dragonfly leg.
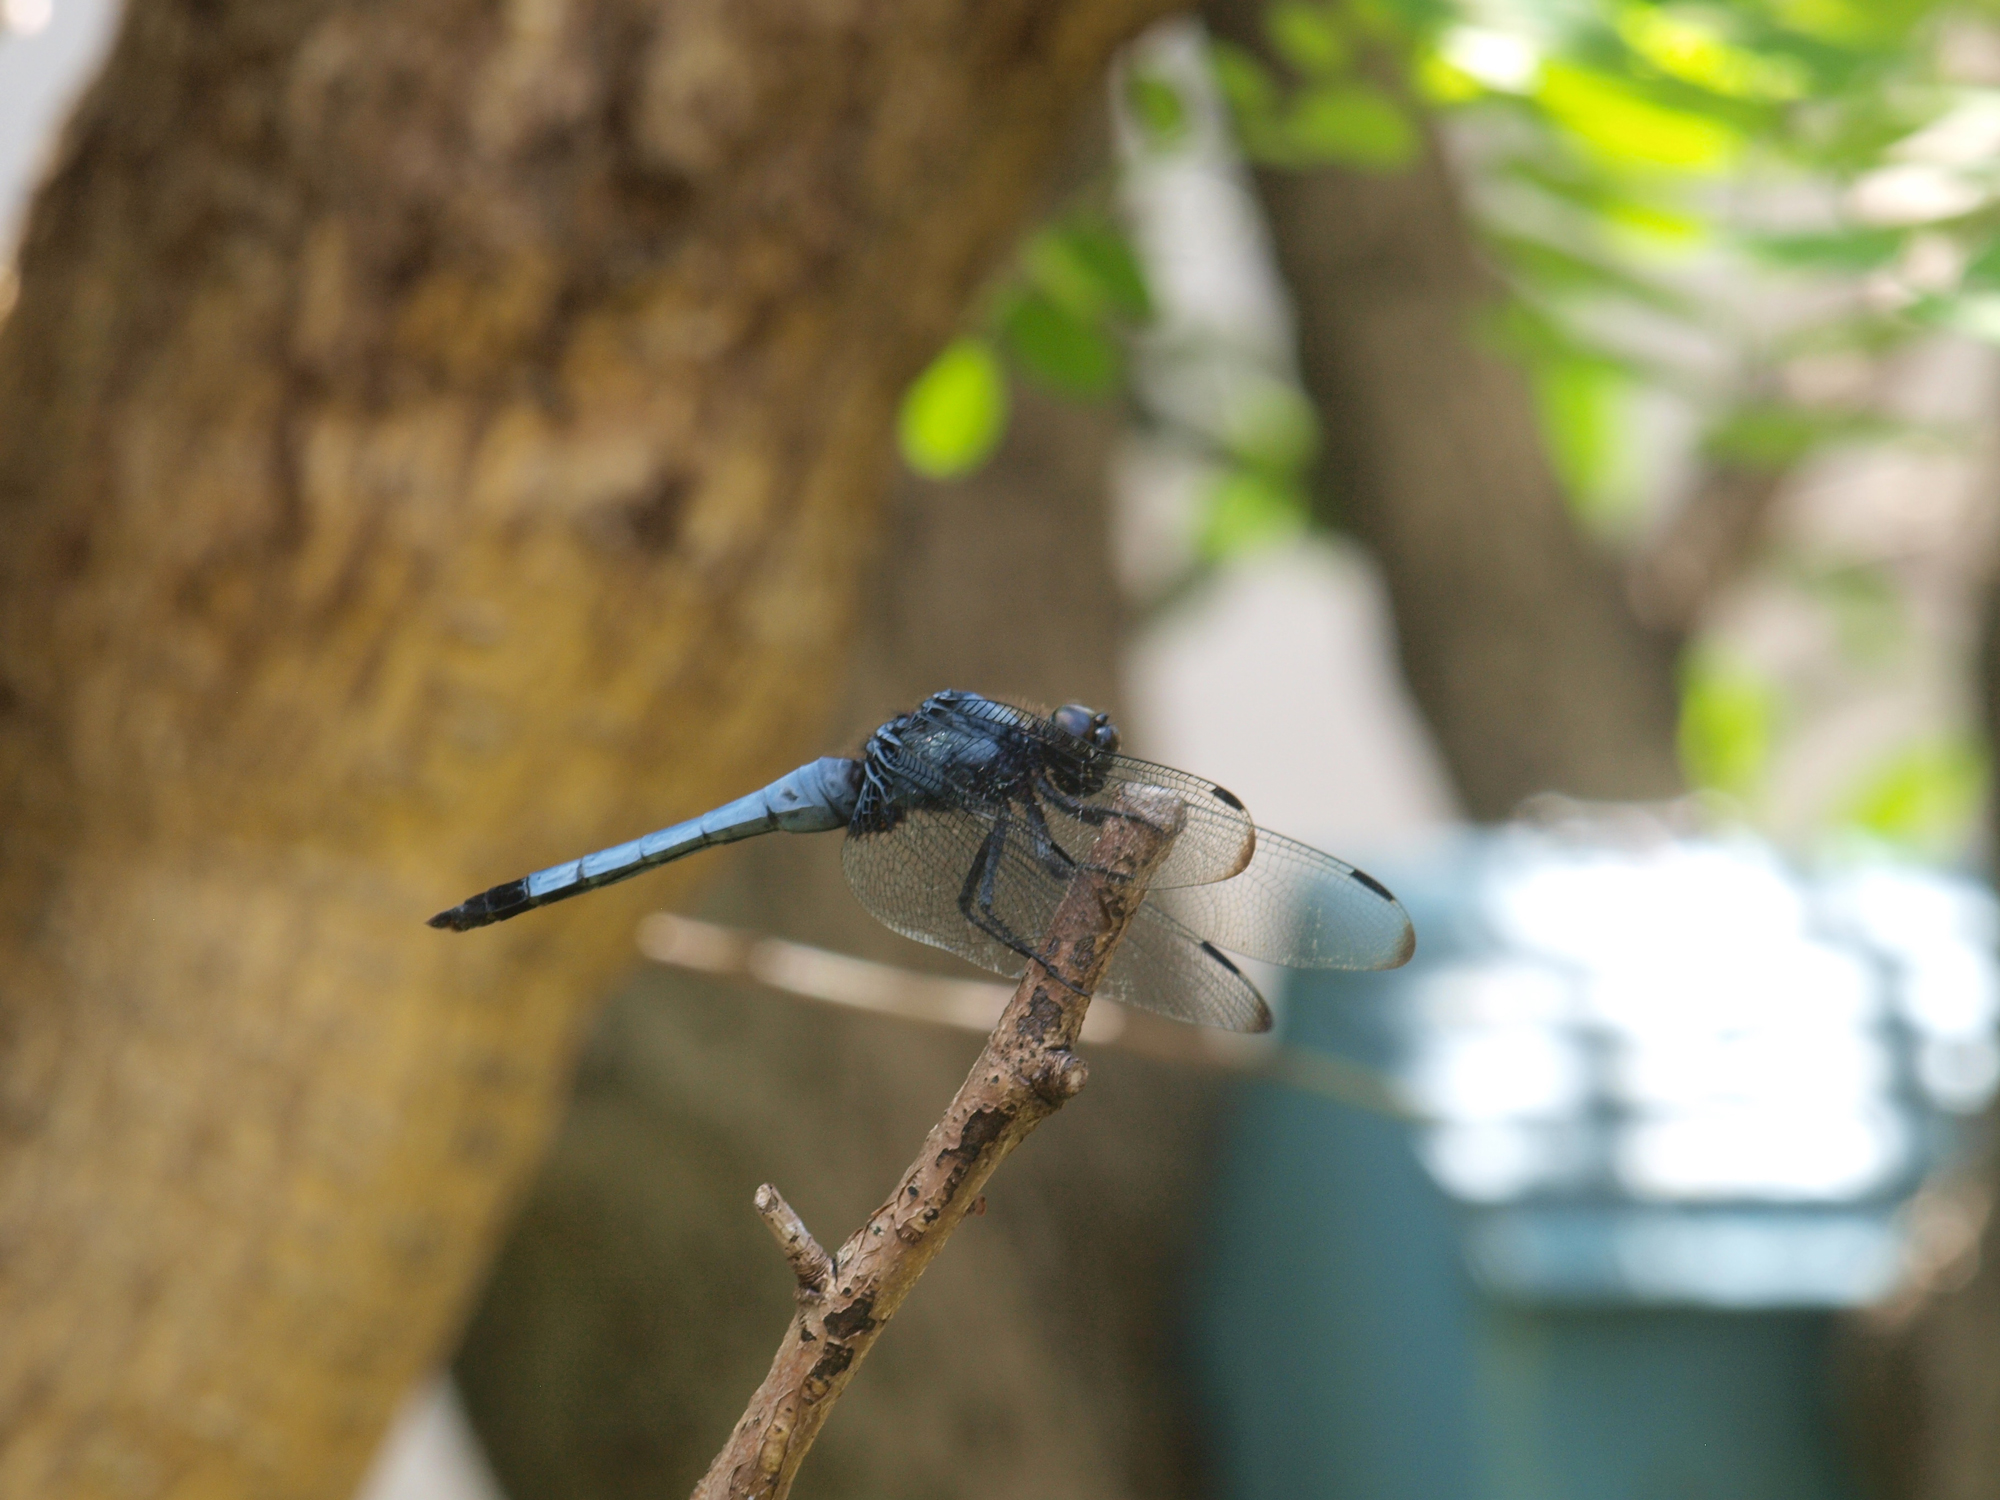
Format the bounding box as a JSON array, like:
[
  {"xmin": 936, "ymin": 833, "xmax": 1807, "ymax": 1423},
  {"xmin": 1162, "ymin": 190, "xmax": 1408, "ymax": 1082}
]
[
  {"xmin": 955, "ymin": 814, "xmax": 1040, "ymax": 967},
  {"xmin": 1018, "ymin": 793, "xmax": 1084, "ymax": 879},
  {"xmin": 1032, "ymin": 773, "xmax": 1137, "ymax": 832},
  {"xmin": 955, "ymin": 807, "xmax": 1088, "ymax": 997}
]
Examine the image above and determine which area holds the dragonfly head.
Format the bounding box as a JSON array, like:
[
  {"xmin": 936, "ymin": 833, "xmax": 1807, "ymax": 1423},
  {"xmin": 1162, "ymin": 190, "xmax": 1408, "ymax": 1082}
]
[{"xmin": 1052, "ymin": 703, "xmax": 1120, "ymax": 754}]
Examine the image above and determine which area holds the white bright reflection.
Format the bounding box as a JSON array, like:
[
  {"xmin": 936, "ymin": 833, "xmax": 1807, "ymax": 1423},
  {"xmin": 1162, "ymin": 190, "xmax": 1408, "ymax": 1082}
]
[
  {"xmin": 1439, "ymin": 26, "xmax": 1540, "ymax": 91},
  {"xmin": 1421, "ymin": 1122, "xmax": 1589, "ymax": 1203},
  {"xmin": 1819, "ymin": 866, "xmax": 1997, "ymax": 958},
  {"xmin": 1484, "ymin": 840, "xmax": 1806, "ymax": 970},
  {"xmin": 1608, "ymin": 1024, "xmax": 1887, "ymax": 1113},
  {"xmin": 1411, "ymin": 837, "xmax": 2000, "ymax": 1223},
  {"xmin": 1918, "ymin": 1034, "xmax": 2000, "ymax": 1113},
  {"xmin": 1616, "ymin": 1106, "xmax": 1907, "ymax": 1201},
  {"xmin": 1898, "ymin": 947, "xmax": 2000, "ymax": 1038},
  {"xmin": 1406, "ymin": 1026, "xmax": 1588, "ymax": 1122}
]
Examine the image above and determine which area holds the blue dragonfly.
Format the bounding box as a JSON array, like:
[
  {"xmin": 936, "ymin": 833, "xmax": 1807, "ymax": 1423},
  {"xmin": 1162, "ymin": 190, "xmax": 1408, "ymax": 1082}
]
[{"xmin": 431, "ymin": 690, "xmax": 1414, "ymax": 1031}]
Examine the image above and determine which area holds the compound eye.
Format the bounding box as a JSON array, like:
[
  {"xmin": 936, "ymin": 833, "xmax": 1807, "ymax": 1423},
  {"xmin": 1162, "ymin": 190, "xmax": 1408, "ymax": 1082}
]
[
  {"xmin": 1052, "ymin": 703, "xmax": 1097, "ymax": 741},
  {"xmin": 1091, "ymin": 717, "xmax": 1120, "ymax": 754}
]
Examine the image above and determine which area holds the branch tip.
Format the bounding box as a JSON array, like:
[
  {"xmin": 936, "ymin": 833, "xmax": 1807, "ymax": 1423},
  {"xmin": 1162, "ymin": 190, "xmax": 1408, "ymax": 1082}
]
[{"xmin": 755, "ymin": 1183, "xmax": 833, "ymax": 1294}]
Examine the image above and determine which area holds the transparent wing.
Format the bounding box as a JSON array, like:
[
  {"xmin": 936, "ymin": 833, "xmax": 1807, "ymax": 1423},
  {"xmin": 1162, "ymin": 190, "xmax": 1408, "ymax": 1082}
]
[
  {"xmin": 840, "ymin": 801, "xmax": 1271, "ymax": 1030},
  {"xmin": 841, "ymin": 806, "xmax": 1071, "ymax": 979},
  {"xmin": 1100, "ymin": 904, "xmax": 1273, "ymax": 1032},
  {"xmin": 1147, "ymin": 827, "xmax": 1415, "ymax": 971},
  {"xmin": 943, "ymin": 698, "xmax": 1258, "ymax": 889}
]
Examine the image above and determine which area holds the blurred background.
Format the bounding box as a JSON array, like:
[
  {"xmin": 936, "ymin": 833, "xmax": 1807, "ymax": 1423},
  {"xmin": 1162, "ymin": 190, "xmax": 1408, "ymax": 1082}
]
[{"xmin": 8, "ymin": 0, "xmax": 2000, "ymax": 1496}]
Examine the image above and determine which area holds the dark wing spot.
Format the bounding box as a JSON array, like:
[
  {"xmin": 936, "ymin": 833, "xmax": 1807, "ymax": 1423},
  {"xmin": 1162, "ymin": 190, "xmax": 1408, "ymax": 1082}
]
[
  {"xmin": 1350, "ymin": 869, "xmax": 1397, "ymax": 902},
  {"xmin": 1200, "ymin": 940, "xmax": 1243, "ymax": 975},
  {"xmin": 1211, "ymin": 785, "xmax": 1245, "ymax": 811}
]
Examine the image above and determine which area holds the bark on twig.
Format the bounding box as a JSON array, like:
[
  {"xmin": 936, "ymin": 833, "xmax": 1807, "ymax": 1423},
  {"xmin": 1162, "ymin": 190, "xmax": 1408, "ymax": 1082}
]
[{"xmin": 690, "ymin": 785, "xmax": 1188, "ymax": 1500}]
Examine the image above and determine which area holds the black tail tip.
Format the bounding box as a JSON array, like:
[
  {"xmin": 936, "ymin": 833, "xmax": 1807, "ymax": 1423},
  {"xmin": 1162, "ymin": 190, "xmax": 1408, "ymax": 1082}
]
[{"xmin": 427, "ymin": 906, "xmax": 470, "ymax": 930}]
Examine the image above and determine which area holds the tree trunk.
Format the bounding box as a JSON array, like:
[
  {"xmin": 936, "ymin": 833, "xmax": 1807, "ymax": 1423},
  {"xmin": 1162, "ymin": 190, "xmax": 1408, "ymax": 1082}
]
[
  {"xmin": 1837, "ymin": 571, "xmax": 2000, "ymax": 1500},
  {"xmin": 455, "ymin": 383, "xmax": 1227, "ymax": 1500},
  {"xmin": 0, "ymin": 0, "xmax": 1175, "ymax": 1493},
  {"xmin": 1198, "ymin": 0, "xmax": 1684, "ymax": 818}
]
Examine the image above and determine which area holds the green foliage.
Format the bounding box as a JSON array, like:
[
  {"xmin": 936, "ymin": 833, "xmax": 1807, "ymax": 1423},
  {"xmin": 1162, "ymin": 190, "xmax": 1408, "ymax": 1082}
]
[
  {"xmin": 897, "ymin": 339, "xmax": 1008, "ymax": 479},
  {"xmin": 1212, "ymin": 16, "xmax": 1422, "ymax": 171},
  {"xmin": 997, "ymin": 291, "xmax": 1120, "ymax": 397},
  {"xmin": 1126, "ymin": 68, "xmax": 1192, "ymax": 148},
  {"xmin": 1679, "ymin": 651, "xmax": 1782, "ymax": 800},
  {"xmin": 895, "ymin": 211, "xmax": 1156, "ymax": 477},
  {"xmin": 1199, "ymin": 469, "xmax": 1312, "ymax": 559},
  {"xmin": 1837, "ymin": 736, "xmax": 1987, "ymax": 852},
  {"xmin": 1535, "ymin": 62, "xmax": 1746, "ymax": 170},
  {"xmin": 1533, "ymin": 356, "xmax": 1633, "ymax": 521}
]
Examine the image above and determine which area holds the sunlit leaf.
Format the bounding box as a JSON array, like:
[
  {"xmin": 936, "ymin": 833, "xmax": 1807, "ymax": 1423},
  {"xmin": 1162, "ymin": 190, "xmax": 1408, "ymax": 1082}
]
[
  {"xmin": 1838, "ymin": 736, "xmax": 1986, "ymax": 852},
  {"xmin": 1537, "ymin": 62, "xmax": 1744, "ymax": 170},
  {"xmin": 1265, "ymin": 1, "xmax": 1350, "ymax": 77},
  {"xmin": 898, "ymin": 338, "xmax": 1009, "ymax": 480},
  {"xmin": 1616, "ymin": 5, "xmax": 1809, "ymax": 102},
  {"xmin": 1284, "ymin": 83, "xmax": 1420, "ymax": 169},
  {"xmin": 1222, "ymin": 379, "xmax": 1319, "ymax": 476},
  {"xmin": 1678, "ymin": 650, "xmax": 1781, "ymax": 799},
  {"xmin": 1126, "ymin": 68, "xmax": 1192, "ymax": 148},
  {"xmin": 1488, "ymin": 230, "xmax": 1695, "ymax": 313},
  {"xmin": 1748, "ymin": 226, "xmax": 1905, "ymax": 272},
  {"xmin": 1211, "ymin": 40, "xmax": 1282, "ymax": 127},
  {"xmin": 1198, "ymin": 468, "xmax": 1310, "ymax": 561},
  {"xmin": 1702, "ymin": 401, "xmax": 1897, "ymax": 469},
  {"xmin": 1414, "ymin": 47, "xmax": 1485, "ymax": 104},
  {"xmin": 1026, "ymin": 220, "xmax": 1153, "ymax": 323},
  {"xmin": 998, "ymin": 290, "xmax": 1121, "ymax": 397},
  {"xmin": 1534, "ymin": 357, "xmax": 1630, "ymax": 522}
]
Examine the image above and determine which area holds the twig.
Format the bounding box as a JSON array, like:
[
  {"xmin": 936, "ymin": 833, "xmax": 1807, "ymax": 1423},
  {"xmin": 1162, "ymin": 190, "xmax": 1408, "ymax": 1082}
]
[
  {"xmin": 753, "ymin": 1185, "xmax": 834, "ymax": 1300},
  {"xmin": 688, "ymin": 785, "xmax": 1188, "ymax": 1500}
]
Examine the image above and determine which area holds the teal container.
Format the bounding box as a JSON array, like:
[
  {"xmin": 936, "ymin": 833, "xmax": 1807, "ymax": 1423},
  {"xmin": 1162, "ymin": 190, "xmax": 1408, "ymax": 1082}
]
[{"xmin": 1192, "ymin": 846, "xmax": 1877, "ymax": 1500}]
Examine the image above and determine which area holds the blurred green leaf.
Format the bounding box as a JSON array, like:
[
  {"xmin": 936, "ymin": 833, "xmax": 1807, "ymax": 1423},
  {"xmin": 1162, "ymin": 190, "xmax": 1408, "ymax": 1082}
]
[
  {"xmin": 1223, "ymin": 379, "xmax": 1320, "ymax": 476},
  {"xmin": 1266, "ymin": 1, "xmax": 1351, "ymax": 76},
  {"xmin": 1126, "ymin": 68, "xmax": 1192, "ymax": 148},
  {"xmin": 1791, "ymin": 561, "xmax": 1904, "ymax": 662},
  {"xmin": 1212, "ymin": 40, "xmax": 1283, "ymax": 126},
  {"xmin": 898, "ymin": 338, "xmax": 1009, "ymax": 480},
  {"xmin": 1534, "ymin": 357, "xmax": 1630, "ymax": 521},
  {"xmin": 1774, "ymin": 0, "xmax": 1929, "ymax": 50},
  {"xmin": 1679, "ymin": 650, "xmax": 1781, "ymax": 799},
  {"xmin": 1837, "ymin": 736, "xmax": 1985, "ymax": 851},
  {"xmin": 1537, "ymin": 61, "xmax": 1744, "ymax": 170},
  {"xmin": 1704, "ymin": 401, "xmax": 1905, "ymax": 469},
  {"xmin": 1026, "ymin": 219, "xmax": 1153, "ymax": 323},
  {"xmin": 1616, "ymin": 6, "xmax": 1809, "ymax": 102},
  {"xmin": 998, "ymin": 289, "xmax": 1121, "ymax": 397},
  {"xmin": 1280, "ymin": 82, "xmax": 1420, "ymax": 168},
  {"xmin": 1198, "ymin": 468, "xmax": 1311, "ymax": 560},
  {"xmin": 1748, "ymin": 226, "xmax": 1905, "ymax": 272},
  {"xmin": 1488, "ymin": 229, "xmax": 1695, "ymax": 312}
]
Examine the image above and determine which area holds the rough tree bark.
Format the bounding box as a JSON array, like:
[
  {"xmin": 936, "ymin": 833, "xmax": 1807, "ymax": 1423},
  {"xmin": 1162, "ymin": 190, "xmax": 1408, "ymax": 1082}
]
[
  {"xmin": 455, "ymin": 387, "xmax": 1226, "ymax": 1500},
  {"xmin": 0, "ymin": 0, "xmax": 1177, "ymax": 1494},
  {"xmin": 1199, "ymin": 0, "xmax": 1685, "ymax": 819}
]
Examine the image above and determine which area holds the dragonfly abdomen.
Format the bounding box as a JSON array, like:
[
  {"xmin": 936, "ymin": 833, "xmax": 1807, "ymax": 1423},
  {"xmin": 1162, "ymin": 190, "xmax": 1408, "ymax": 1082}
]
[{"xmin": 428, "ymin": 757, "xmax": 860, "ymax": 931}]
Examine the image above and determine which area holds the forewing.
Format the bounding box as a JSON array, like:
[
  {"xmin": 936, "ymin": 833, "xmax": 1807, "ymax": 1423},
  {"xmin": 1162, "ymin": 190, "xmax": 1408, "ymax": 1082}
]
[
  {"xmin": 944, "ymin": 698, "xmax": 1258, "ymax": 890},
  {"xmin": 1090, "ymin": 753, "xmax": 1260, "ymax": 890},
  {"xmin": 1101, "ymin": 904, "xmax": 1273, "ymax": 1033},
  {"xmin": 1147, "ymin": 827, "xmax": 1414, "ymax": 971}
]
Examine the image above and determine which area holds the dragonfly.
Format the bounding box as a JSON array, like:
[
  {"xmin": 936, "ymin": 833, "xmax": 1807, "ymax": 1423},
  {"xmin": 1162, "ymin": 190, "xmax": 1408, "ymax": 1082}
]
[{"xmin": 430, "ymin": 690, "xmax": 1414, "ymax": 1031}]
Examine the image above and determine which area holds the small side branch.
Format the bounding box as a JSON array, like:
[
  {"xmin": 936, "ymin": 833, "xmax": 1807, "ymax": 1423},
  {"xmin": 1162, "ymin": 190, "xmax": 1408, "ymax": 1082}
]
[
  {"xmin": 690, "ymin": 785, "xmax": 1186, "ymax": 1500},
  {"xmin": 754, "ymin": 1184, "xmax": 832, "ymax": 1299}
]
